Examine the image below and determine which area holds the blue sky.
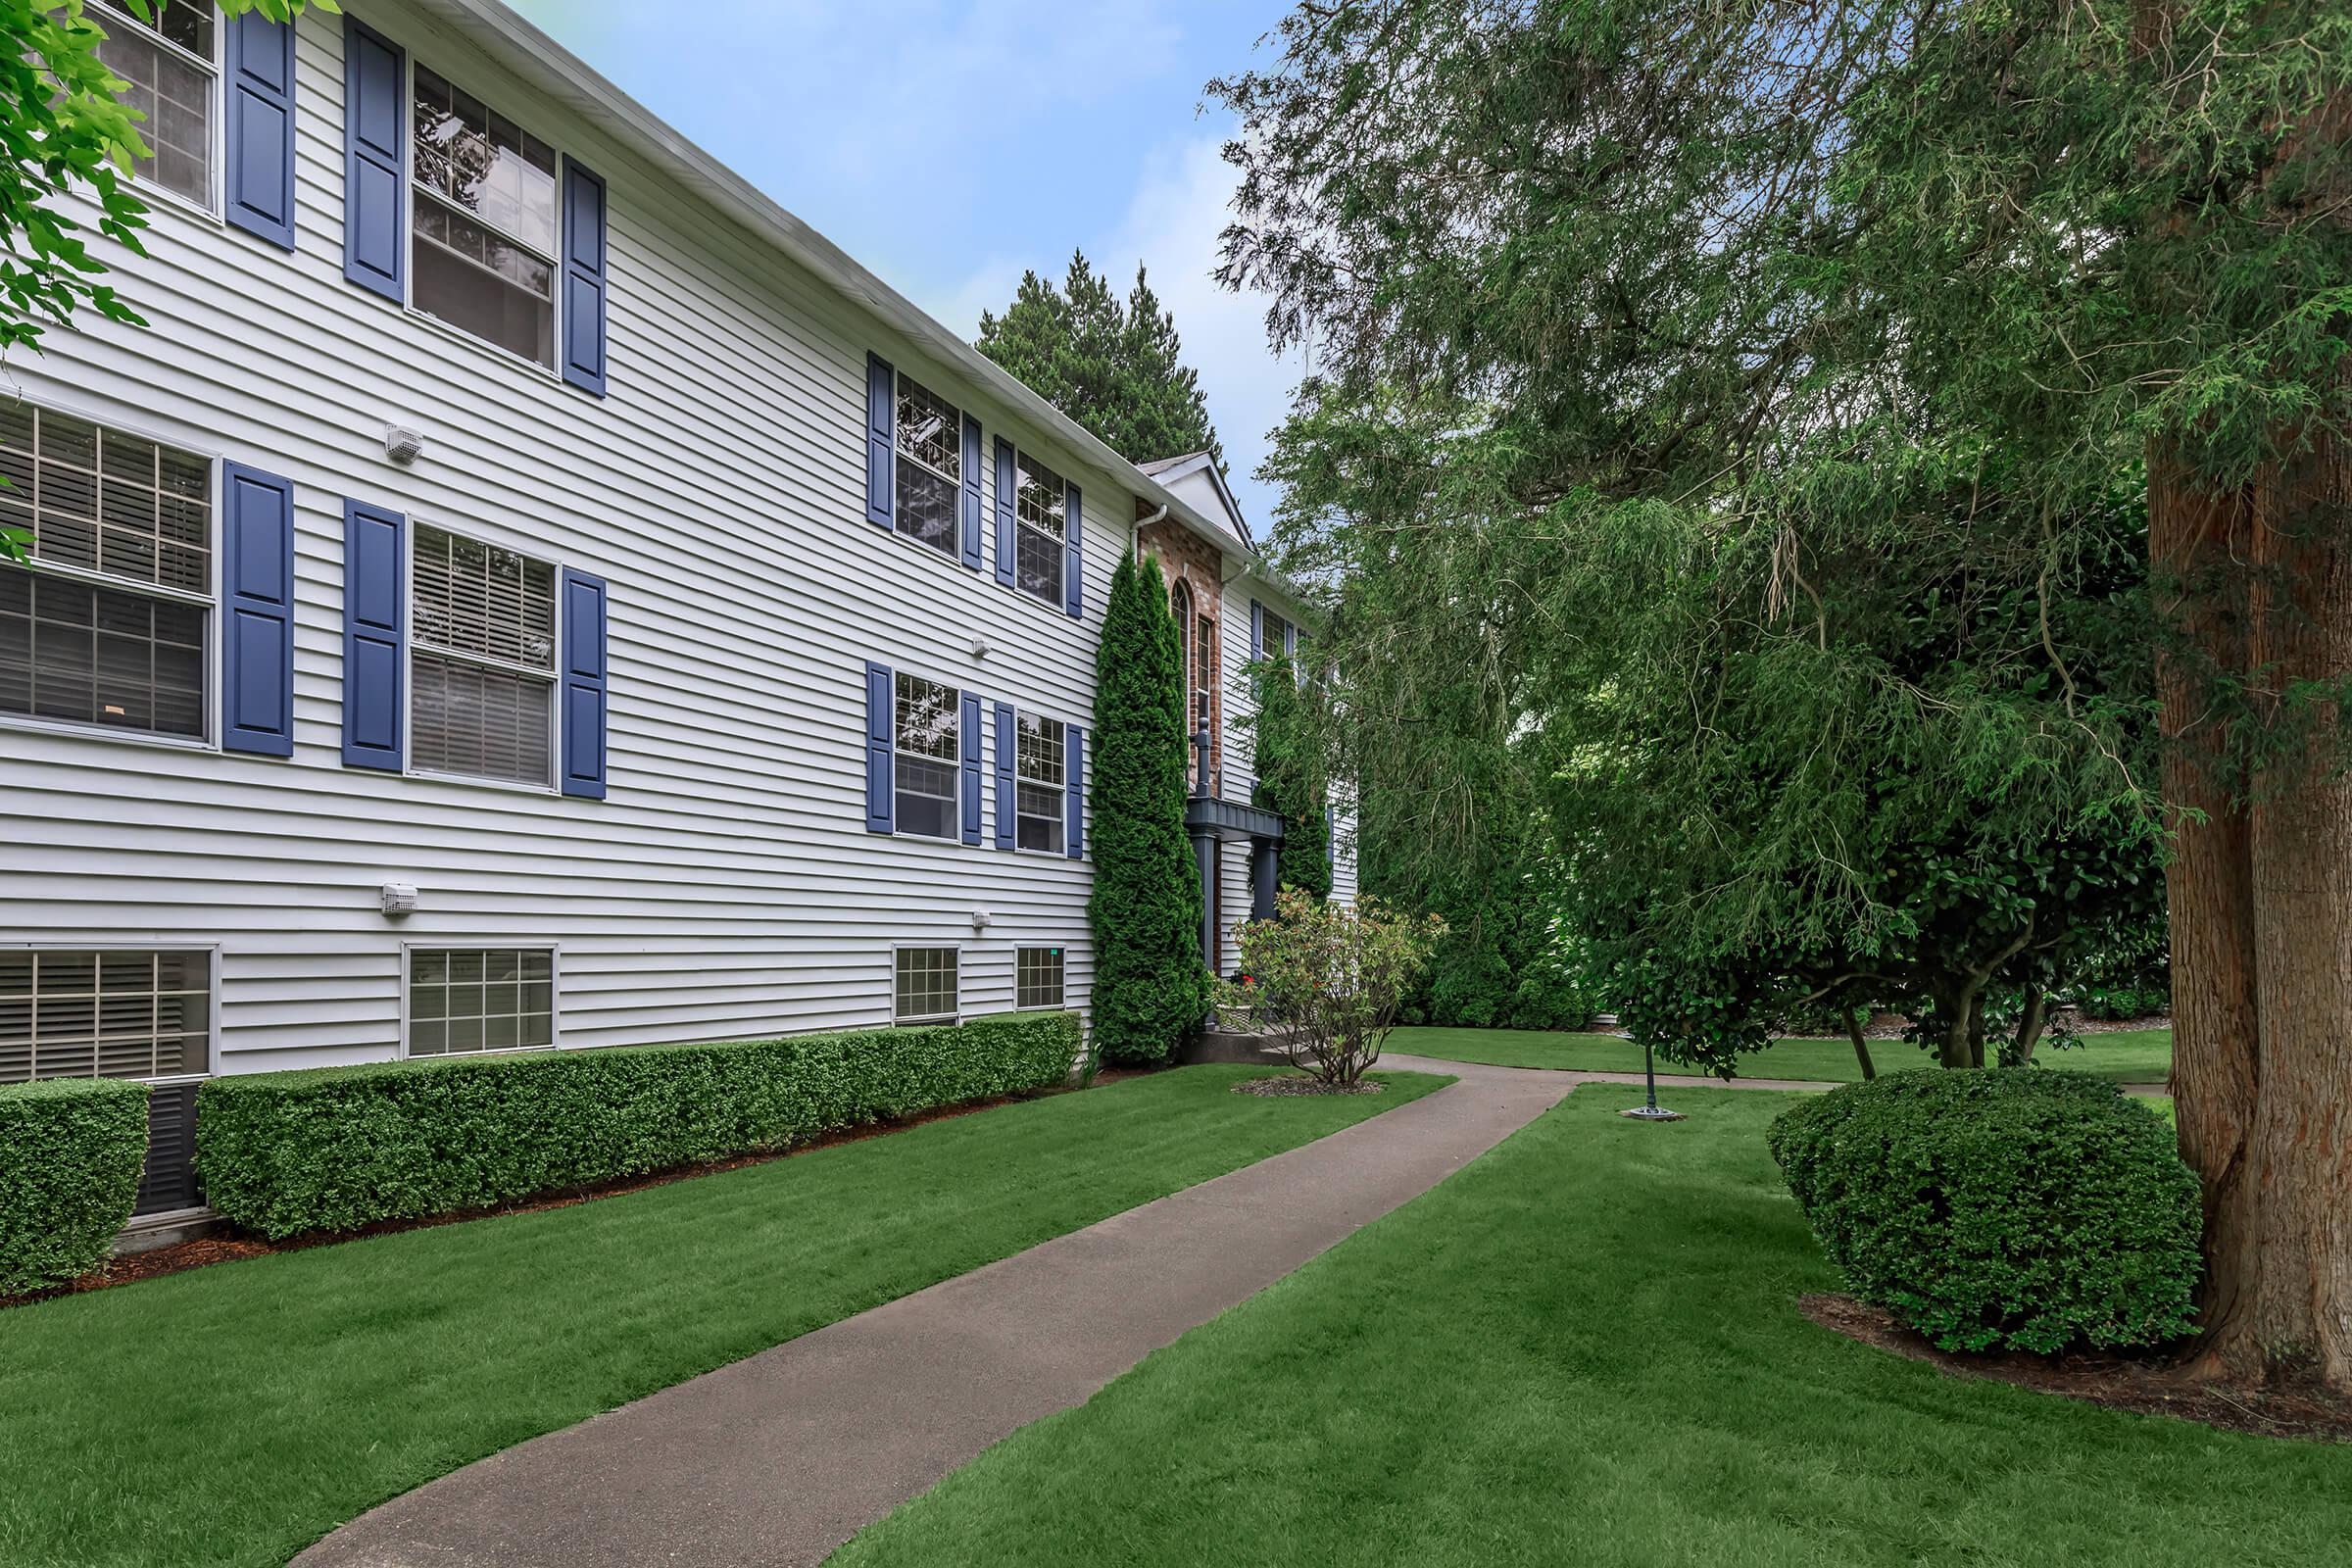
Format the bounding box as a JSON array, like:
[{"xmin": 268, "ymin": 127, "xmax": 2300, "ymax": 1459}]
[{"xmin": 509, "ymin": 0, "xmax": 1303, "ymax": 531}]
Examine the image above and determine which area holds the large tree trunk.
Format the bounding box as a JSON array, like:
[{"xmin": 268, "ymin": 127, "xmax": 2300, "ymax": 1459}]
[
  {"xmin": 2151, "ymin": 456, "xmax": 2267, "ymax": 1374},
  {"xmin": 2230, "ymin": 428, "xmax": 2352, "ymax": 1388}
]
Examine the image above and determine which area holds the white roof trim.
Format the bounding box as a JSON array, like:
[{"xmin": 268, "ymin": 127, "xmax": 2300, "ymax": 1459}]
[{"xmin": 422, "ymin": 0, "xmax": 1262, "ymax": 575}]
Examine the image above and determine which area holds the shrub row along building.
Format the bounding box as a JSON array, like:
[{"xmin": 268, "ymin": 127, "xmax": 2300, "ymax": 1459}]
[{"xmin": 1, "ymin": 0, "xmax": 1349, "ymax": 1233}]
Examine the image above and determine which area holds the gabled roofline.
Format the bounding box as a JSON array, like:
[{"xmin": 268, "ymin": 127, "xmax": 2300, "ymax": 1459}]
[{"xmin": 421, "ymin": 0, "xmax": 1264, "ymax": 579}]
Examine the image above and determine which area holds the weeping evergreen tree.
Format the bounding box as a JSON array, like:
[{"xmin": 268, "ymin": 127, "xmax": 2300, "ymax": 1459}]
[
  {"xmin": 1089, "ymin": 551, "xmax": 1208, "ymax": 1062},
  {"xmin": 1245, "ymin": 660, "xmax": 1332, "ymax": 901}
]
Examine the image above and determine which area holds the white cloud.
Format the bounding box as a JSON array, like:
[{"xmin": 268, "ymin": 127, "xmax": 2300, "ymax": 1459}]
[{"xmin": 929, "ymin": 135, "xmax": 1306, "ymax": 535}]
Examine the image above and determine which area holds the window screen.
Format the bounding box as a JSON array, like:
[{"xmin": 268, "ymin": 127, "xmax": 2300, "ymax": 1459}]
[{"xmin": 894, "ymin": 947, "xmax": 958, "ymax": 1025}]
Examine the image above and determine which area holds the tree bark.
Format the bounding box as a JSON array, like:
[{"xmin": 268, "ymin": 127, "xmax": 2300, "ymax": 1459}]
[
  {"xmin": 2227, "ymin": 424, "xmax": 2352, "ymax": 1388},
  {"xmin": 1843, "ymin": 1013, "xmax": 1876, "ymax": 1081},
  {"xmin": 2011, "ymin": 983, "xmax": 2047, "ymax": 1065}
]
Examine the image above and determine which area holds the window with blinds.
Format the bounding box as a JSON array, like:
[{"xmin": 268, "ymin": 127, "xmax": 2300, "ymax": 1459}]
[
  {"xmin": 1015, "ymin": 711, "xmax": 1066, "ymax": 854},
  {"xmin": 407, "ymin": 948, "xmax": 555, "ymax": 1055},
  {"xmin": 411, "ymin": 522, "xmax": 557, "ymax": 784},
  {"xmin": 0, "ymin": 400, "xmax": 212, "ymax": 739},
  {"xmin": 1011, "ymin": 450, "xmax": 1065, "ymax": 606},
  {"xmin": 1015, "ymin": 946, "xmax": 1065, "ymax": 1010},
  {"xmin": 0, "ymin": 950, "xmax": 212, "ymax": 1085},
  {"xmin": 894, "ymin": 947, "xmax": 958, "ymax": 1025},
  {"xmin": 89, "ymin": 1, "xmax": 217, "ymax": 210}
]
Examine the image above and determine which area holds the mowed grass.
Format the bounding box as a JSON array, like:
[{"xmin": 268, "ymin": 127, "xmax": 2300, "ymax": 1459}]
[
  {"xmin": 0, "ymin": 1065, "xmax": 1445, "ymax": 1568},
  {"xmin": 1389, "ymin": 1024, "xmax": 2174, "ymax": 1084},
  {"xmin": 838, "ymin": 1085, "xmax": 2347, "ymax": 1568}
]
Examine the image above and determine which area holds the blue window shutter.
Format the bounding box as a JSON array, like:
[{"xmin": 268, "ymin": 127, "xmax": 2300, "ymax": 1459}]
[
  {"xmin": 1064, "ymin": 723, "xmax": 1086, "ymax": 858},
  {"xmin": 993, "ymin": 437, "xmax": 1016, "ymax": 587},
  {"xmin": 959, "ymin": 415, "xmax": 983, "ymax": 568},
  {"xmin": 865, "ymin": 354, "xmax": 895, "ymax": 529},
  {"xmin": 220, "ymin": 463, "xmax": 295, "ymax": 757},
  {"xmin": 1063, "ymin": 481, "xmax": 1083, "ymax": 618},
  {"xmin": 959, "ymin": 691, "xmax": 983, "ymax": 845},
  {"xmin": 343, "ymin": 18, "xmax": 406, "ymax": 301},
  {"xmin": 561, "ymin": 570, "xmax": 609, "ymax": 799},
  {"xmin": 561, "ymin": 160, "xmax": 610, "ymax": 397},
  {"xmin": 223, "ymin": 12, "xmax": 296, "ymax": 249},
  {"xmin": 864, "ymin": 662, "xmax": 894, "ymax": 832},
  {"xmin": 993, "ymin": 701, "xmax": 1015, "ymax": 850},
  {"xmin": 341, "ymin": 499, "xmax": 404, "ymax": 769},
  {"xmin": 1250, "ymin": 600, "xmax": 1264, "ymax": 661}
]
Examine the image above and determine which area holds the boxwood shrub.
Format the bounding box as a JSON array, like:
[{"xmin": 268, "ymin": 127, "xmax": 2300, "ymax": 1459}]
[
  {"xmin": 197, "ymin": 1010, "xmax": 1082, "ymax": 1240},
  {"xmin": 1768, "ymin": 1070, "xmax": 2201, "ymax": 1353},
  {"xmin": 0, "ymin": 1077, "xmax": 151, "ymax": 1295}
]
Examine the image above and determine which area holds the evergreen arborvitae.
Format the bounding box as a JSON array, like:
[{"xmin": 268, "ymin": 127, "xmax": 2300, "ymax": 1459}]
[
  {"xmin": 1089, "ymin": 551, "xmax": 1208, "ymax": 1062},
  {"xmin": 977, "ymin": 250, "xmax": 1224, "ymax": 470}
]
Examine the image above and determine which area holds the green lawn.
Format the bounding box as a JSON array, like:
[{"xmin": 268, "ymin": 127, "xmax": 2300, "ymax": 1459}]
[
  {"xmin": 0, "ymin": 1065, "xmax": 1445, "ymax": 1568},
  {"xmin": 1388, "ymin": 1024, "xmax": 2174, "ymax": 1084},
  {"xmin": 838, "ymin": 1085, "xmax": 2345, "ymax": 1568}
]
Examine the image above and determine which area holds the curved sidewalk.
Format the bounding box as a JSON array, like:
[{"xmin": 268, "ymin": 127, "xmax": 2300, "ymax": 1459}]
[{"xmin": 296, "ymin": 1060, "xmax": 1572, "ymax": 1568}]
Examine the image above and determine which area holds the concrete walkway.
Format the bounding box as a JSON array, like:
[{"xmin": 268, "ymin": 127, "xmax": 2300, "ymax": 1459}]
[{"xmin": 296, "ymin": 1060, "xmax": 1575, "ymax": 1568}]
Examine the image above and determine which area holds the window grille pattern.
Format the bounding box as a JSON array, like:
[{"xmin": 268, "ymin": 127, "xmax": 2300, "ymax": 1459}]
[
  {"xmin": 893, "ymin": 376, "xmax": 959, "ymax": 558},
  {"xmin": 894, "ymin": 947, "xmax": 958, "ymax": 1025},
  {"xmin": 1012, "ymin": 451, "xmax": 1065, "ymax": 605},
  {"xmin": 1015, "ymin": 711, "xmax": 1065, "ymax": 854},
  {"xmin": 408, "ymin": 948, "xmax": 555, "ymax": 1055},
  {"xmin": 411, "ymin": 523, "xmax": 557, "ymax": 784},
  {"xmin": 91, "ymin": 2, "xmax": 215, "ymax": 208},
  {"xmin": 0, "ymin": 402, "xmax": 211, "ymax": 592},
  {"xmin": 1016, "ymin": 947, "xmax": 1065, "ymax": 1010},
  {"xmin": 0, "ymin": 950, "xmax": 211, "ymax": 1084},
  {"xmin": 412, "ymin": 64, "xmax": 559, "ymax": 366},
  {"xmin": 893, "ymin": 671, "xmax": 958, "ymax": 839}
]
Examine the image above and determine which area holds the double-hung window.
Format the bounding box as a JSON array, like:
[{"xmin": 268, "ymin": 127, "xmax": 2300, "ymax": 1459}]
[
  {"xmin": 892, "ymin": 376, "xmax": 960, "ymax": 558},
  {"xmin": 0, "ymin": 402, "xmax": 211, "ymax": 741},
  {"xmin": 892, "ymin": 672, "xmax": 959, "ymax": 839},
  {"xmin": 410, "ymin": 522, "xmax": 558, "ymax": 786},
  {"xmin": 1015, "ymin": 711, "xmax": 1066, "ymax": 854},
  {"xmin": 894, "ymin": 947, "xmax": 958, "ymax": 1025},
  {"xmin": 411, "ymin": 63, "xmax": 561, "ymax": 368},
  {"xmin": 1015, "ymin": 946, "xmax": 1065, "ymax": 1010},
  {"xmin": 89, "ymin": 1, "xmax": 218, "ymax": 211},
  {"xmin": 1011, "ymin": 450, "xmax": 1065, "ymax": 606}
]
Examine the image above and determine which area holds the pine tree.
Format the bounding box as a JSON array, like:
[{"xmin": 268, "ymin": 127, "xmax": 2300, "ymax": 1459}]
[
  {"xmin": 1089, "ymin": 551, "xmax": 1209, "ymax": 1062},
  {"xmin": 977, "ymin": 250, "xmax": 1224, "ymax": 470}
]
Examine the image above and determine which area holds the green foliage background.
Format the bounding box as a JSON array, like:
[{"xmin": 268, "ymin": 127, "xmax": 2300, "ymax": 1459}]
[{"xmin": 1088, "ymin": 552, "xmax": 1208, "ymax": 1060}]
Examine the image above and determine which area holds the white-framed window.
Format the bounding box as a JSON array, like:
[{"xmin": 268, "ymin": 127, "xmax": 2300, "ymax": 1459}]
[
  {"xmin": 406, "ymin": 947, "xmax": 556, "ymax": 1056},
  {"xmin": 1015, "ymin": 710, "xmax": 1065, "ymax": 854},
  {"xmin": 892, "ymin": 374, "xmax": 960, "ymax": 559},
  {"xmin": 893, "ymin": 946, "xmax": 959, "ymax": 1025},
  {"xmin": 410, "ymin": 60, "xmax": 561, "ymax": 368},
  {"xmin": 1015, "ymin": 946, "xmax": 1065, "ymax": 1010},
  {"xmin": 410, "ymin": 522, "xmax": 559, "ymax": 786},
  {"xmin": 1011, "ymin": 449, "xmax": 1065, "ymax": 605},
  {"xmin": 0, "ymin": 948, "xmax": 213, "ymax": 1085},
  {"xmin": 89, "ymin": 1, "xmax": 219, "ymax": 213},
  {"xmin": 892, "ymin": 670, "xmax": 959, "ymax": 839},
  {"xmin": 0, "ymin": 400, "xmax": 212, "ymax": 741}
]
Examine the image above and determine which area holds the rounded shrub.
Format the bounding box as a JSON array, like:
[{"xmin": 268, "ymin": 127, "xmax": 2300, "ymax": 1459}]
[{"xmin": 1767, "ymin": 1070, "xmax": 2201, "ymax": 1353}]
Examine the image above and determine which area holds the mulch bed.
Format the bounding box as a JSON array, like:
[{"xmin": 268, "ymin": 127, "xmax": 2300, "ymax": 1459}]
[
  {"xmin": 1233, "ymin": 1076, "xmax": 1387, "ymax": 1097},
  {"xmin": 1801, "ymin": 1292, "xmax": 2352, "ymax": 1443},
  {"xmin": 1, "ymin": 1088, "xmax": 1054, "ymax": 1312}
]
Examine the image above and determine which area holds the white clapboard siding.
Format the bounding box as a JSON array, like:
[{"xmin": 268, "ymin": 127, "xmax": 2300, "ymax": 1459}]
[{"xmin": 0, "ymin": 0, "xmax": 1150, "ymax": 1072}]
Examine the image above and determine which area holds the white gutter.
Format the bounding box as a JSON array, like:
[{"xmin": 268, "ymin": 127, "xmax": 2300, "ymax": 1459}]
[{"xmin": 418, "ymin": 0, "xmax": 1266, "ymax": 579}]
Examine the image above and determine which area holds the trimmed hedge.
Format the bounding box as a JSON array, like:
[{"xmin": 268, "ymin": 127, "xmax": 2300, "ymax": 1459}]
[
  {"xmin": 0, "ymin": 1077, "xmax": 151, "ymax": 1295},
  {"xmin": 197, "ymin": 1010, "xmax": 1083, "ymax": 1240},
  {"xmin": 1768, "ymin": 1070, "xmax": 2201, "ymax": 1353}
]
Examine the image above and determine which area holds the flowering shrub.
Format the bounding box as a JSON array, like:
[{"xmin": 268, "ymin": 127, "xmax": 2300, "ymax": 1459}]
[{"xmin": 1219, "ymin": 891, "xmax": 1447, "ymax": 1084}]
